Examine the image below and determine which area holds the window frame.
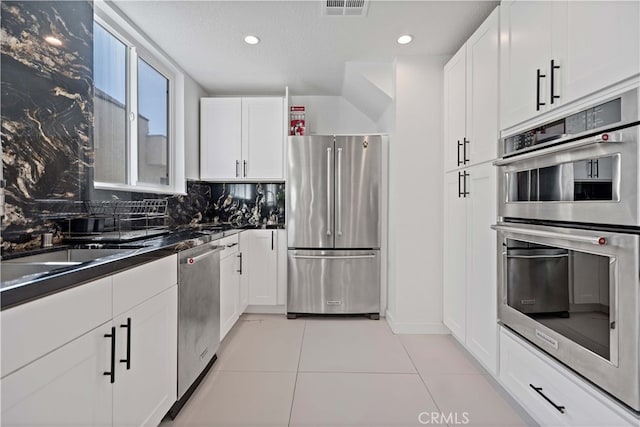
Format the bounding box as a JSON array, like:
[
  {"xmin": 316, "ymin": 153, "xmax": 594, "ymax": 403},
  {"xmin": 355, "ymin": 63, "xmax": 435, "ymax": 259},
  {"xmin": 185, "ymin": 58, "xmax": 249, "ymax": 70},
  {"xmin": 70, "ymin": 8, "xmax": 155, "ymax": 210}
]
[{"xmin": 93, "ymin": 1, "xmax": 185, "ymax": 195}]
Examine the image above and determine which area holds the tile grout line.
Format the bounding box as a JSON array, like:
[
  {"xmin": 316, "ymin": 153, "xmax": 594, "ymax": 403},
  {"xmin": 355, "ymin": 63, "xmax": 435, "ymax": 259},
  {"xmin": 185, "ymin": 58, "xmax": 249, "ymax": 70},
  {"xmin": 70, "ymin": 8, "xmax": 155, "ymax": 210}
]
[
  {"xmin": 288, "ymin": 319, "xmax": 307, "ymax": 427},
  {"xmin": 397, "ymin": 336, "xmax": 450, "ymax": 427}
]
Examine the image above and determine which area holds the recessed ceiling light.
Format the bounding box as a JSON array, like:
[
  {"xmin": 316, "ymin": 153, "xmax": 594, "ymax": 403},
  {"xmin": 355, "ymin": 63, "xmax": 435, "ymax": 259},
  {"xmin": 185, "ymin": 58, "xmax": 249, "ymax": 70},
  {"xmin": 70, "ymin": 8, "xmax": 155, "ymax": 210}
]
[
  {"xmin": 44, "ymin": 35, "xmax": 63, "ymax": 46},
  {"xmin": 244, "ymin": 35, "xmax": 260, "ymax": 45},
  {"xmin": 397, "ymin": 34, "xmax": 413, "ymax": 45}
]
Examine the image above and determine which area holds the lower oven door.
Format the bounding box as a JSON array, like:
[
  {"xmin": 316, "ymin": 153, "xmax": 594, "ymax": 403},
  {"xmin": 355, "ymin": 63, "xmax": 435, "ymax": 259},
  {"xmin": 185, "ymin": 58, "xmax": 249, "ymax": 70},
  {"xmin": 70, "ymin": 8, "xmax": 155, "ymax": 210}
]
[
  {"xmin": 493, "ymin": 222, "xmax": 640, "ymax": 411},
  {"xmin": 287, "ymin": 249, "xmax": 380, "ymax": 315}
]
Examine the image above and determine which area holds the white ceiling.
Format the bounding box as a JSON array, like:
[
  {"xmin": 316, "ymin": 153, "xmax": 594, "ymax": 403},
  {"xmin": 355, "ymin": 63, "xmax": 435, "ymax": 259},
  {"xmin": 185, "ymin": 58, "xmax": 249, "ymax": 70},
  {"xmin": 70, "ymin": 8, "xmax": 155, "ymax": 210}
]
[{"xmin": 113, "ymin": 0, "xmax": 499, "ymax": 96}]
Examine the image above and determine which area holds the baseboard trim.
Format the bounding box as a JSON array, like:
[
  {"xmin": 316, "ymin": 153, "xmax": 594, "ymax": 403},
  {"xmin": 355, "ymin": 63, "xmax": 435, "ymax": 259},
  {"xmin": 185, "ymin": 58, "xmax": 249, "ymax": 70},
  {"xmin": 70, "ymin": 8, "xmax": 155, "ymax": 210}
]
[
  {"xmin": 385, "ymin": 310, "xmax": 450, "ymax": 334},
  {"xmin": 244, "ymin": 304, "xmax": 286, "ymax": 314}
]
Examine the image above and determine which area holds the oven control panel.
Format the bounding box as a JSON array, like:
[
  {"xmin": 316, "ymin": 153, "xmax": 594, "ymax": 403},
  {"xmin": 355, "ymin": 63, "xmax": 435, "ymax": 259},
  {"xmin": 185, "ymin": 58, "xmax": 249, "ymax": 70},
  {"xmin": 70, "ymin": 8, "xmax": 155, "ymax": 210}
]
[{"xmin": 503, "ymin": 97, "xmax": 622, "ymax": 156}]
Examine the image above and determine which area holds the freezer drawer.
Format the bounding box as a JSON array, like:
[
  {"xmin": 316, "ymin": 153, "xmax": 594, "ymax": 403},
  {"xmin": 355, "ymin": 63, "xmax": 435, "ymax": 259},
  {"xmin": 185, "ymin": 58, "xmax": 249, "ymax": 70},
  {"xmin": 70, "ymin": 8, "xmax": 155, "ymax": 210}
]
[{"xmin": 287, "ymin": 250, "xmax": 380, "ymax": 314}]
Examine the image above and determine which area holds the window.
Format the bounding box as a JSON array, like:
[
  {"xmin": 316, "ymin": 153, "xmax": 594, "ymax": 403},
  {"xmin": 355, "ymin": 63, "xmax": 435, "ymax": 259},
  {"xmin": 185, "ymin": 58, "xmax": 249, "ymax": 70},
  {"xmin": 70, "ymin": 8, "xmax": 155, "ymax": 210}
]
[{"xmin": 93, "ymin": 3, "xmax": 184, "ymax": 194}]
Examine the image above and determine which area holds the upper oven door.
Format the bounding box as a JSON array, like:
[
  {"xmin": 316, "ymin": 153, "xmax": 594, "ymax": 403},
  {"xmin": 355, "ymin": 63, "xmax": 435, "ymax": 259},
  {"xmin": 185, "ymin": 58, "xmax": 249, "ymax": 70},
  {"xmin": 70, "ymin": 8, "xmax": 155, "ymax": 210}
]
[
  {"xmin": 496, "ymin": 125, "xmax": 639, "ymax": 226},
  {"xmin": 493, "ymin": 221, "xmax": 640, "ymax": 410}
]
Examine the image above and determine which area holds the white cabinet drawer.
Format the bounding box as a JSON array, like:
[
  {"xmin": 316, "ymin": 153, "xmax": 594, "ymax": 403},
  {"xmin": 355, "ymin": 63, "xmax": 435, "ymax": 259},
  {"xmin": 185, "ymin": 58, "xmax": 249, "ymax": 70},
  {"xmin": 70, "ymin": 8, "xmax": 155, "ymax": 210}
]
[
  {"xmin": 113, "ymin": 255, "xmax": 177, "ymax": 317},
  {"xmin": 1, "ymin": 276, "xmax": 112, "ymax": 377},
  {"xmin": 500, "ymin": 328, "xmax": 636, "ymax": 426}
]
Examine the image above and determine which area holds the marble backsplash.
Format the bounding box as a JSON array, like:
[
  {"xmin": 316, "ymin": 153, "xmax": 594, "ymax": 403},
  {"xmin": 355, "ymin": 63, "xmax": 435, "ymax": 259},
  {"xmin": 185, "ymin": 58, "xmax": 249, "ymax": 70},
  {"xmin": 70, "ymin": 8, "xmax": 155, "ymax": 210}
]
[
  {"xmin": 1, "ymin": 1, "xmax": 94, "ymax": 248},
  {"xmin": 173, "ymin": 181, "xmax": 285, "ymax": 227},
  {"xmin": 104, "ymin": 181, "xmax": 286, "ymax": 229}
]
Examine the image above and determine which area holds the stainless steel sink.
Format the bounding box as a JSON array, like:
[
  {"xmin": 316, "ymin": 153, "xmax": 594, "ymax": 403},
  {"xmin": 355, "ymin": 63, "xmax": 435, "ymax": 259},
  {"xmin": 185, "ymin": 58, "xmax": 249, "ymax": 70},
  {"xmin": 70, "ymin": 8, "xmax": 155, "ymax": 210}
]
[
  {"xmin": 1, "ymin": 248, "xmax": 136, "ymax": 285},
  {"xmin": 1, "ymin": 262, "xmax": 81, "ymax": 283},
  {"xmin": 2, "ymin": 249, "xmax": 130, "ymax": 264}
]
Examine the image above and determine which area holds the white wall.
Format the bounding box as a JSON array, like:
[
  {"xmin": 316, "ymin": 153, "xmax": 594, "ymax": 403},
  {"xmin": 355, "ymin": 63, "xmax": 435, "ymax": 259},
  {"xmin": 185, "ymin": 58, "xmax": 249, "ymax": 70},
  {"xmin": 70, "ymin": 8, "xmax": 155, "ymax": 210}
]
[
  {"xmin": 386, "ymin": 55, "xmax": 450, "ymax": 334},
  {"xmin": 289, "ymin": 95, "xmax": 377, "ymax": 135},
  {"xmin": 377, "ymin": 102, "xmax": 396, "ymax": 134},
  {"xmin": 184, "ymin": 74, "xmax": 208, "ymax": 180}
]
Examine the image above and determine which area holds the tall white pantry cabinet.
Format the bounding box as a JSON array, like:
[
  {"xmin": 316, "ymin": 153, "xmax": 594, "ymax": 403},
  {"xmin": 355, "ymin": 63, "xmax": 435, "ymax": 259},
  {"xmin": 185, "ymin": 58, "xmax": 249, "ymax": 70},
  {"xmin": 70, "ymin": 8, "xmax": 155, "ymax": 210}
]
[{"xmin": 443, "ymin": 6, "xmax": 499, "ymax": 375}]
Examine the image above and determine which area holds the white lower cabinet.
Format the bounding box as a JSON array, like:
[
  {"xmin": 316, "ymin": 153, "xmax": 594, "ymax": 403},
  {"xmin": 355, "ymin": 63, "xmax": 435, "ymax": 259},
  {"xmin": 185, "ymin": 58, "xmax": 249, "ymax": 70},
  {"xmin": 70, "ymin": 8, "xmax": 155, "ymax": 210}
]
[
  {"xmin": 1, "ymin": 323, "xmax": 113, "ymax": 427},
  {"xmin": 276, "ymin": 229, "xmax": 287, "ymax": 305},
  {"xmin": 219, "ymin": 234, "xmax": 241, "ymax": 340},
  {"xmin": 245, "ymin": 230, "xmax": 278, "ymax": 306},
  {"xmin": 0, "ymin": 255, "xmax": 178, "ymax": 427},
  {"xmin": 500, "ymin": 328, "xmax": 637, "ymax": 427},
  {"xmin": 240, "ymin": 229, "xmax": 287, "ymax": 309},
  {"xmin": 443, "ymin": 162, "xmax": 498, "ymax": 374},
  {"xmin": 113, "ymin": 286, "xmax": 177, "ymax": 427}
]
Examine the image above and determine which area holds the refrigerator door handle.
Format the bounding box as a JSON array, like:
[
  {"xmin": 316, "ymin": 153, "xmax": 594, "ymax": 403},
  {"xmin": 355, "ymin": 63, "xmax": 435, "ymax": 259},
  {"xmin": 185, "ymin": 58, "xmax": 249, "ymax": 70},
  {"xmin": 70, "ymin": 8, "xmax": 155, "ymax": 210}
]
[
  {"xmin": 337, "ymin": 147, "xmax": 343, "ymax": 236},
  {"xmin": 293, "ymin": 254, "xmax": 376, "ymax": 260},
  {"xmin": 327, "ymin": 147, "xmax": 332, "ymax": 236}
]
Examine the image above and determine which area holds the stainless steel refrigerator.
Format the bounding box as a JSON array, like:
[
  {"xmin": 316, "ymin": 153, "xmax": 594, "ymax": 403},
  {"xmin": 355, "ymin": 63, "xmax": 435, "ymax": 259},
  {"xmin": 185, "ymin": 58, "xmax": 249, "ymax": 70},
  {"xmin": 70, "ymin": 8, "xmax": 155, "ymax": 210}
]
[{"xmin": 287, "ymin": 135, "xmax": 381, "ymax": 318}]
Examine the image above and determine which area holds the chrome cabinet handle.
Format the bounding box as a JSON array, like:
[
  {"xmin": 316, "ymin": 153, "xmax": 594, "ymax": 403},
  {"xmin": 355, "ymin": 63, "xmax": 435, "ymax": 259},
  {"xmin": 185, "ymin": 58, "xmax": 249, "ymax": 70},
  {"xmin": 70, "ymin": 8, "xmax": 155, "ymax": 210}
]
[
  {"xmin": 457, "ymin": 140, "xmax": 463, "ymax": 166},
  {"xmin": 337, "ymin": 147, "xmax": 343, "ymax": 236},
  {"xmin": 326, "ymin": 147, "xmax": 332, "ymax": 236},
  {"xmin": 235, "ymin": 160, "xmax": 240, "ymax": 178},
  {"xmin": 529, "ymin": 384, "xmax": 565, "ymax": 414},
  {"xmin": 243, "ymin": 160, "xmax": 247, "ymax": 177},
  {"xmin": 491, "ymin": 224, "xmax": 607, "ymax": 246},
  {"xmin": 237, "ymin": 252, "xmax": 243, "ymax": 274}
]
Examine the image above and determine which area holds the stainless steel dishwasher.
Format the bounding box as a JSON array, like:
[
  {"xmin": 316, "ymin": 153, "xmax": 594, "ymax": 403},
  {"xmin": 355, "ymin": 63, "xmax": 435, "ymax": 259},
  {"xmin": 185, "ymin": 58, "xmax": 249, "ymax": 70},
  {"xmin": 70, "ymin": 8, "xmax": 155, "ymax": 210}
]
[{"xmin": 169, "ymin": 241, "xmax": 223, "ymax": 418}]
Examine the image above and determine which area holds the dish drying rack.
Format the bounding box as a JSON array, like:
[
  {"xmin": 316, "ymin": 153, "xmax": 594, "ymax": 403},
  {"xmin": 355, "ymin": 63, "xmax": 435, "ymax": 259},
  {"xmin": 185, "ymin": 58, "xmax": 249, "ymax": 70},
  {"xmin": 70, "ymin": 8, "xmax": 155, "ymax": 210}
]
[
  {"xmin": 39, "ymin": 199, "xmax": 169, "ymax": 242},
  {"xmin": 83, "ymin": 199, "xmax": 169, "ymax": 241}
]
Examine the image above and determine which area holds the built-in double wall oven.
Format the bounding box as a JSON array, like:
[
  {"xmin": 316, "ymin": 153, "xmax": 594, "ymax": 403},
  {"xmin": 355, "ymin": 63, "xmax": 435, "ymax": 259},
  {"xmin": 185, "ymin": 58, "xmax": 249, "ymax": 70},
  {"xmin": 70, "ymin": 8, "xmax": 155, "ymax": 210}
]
[{"xmin": 493, "ymin": 88, "xmax": 640, "ymax": 412}]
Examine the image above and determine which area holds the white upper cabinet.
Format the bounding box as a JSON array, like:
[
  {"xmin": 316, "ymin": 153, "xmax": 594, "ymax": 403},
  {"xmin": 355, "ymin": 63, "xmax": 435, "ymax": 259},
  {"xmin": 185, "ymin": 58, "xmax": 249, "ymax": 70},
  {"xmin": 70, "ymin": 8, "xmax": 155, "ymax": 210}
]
[
  {"xmin": 200, "ymin": 98, "xmax": 242, "ymax": 180},
  {"xmin": 444, "ymin": 6, "xmax": 499, "ymax": 171},
  {"xmin": 466, "ymin": 7, "xmax": 500, "ymax": 165},
  {"xmin": 444, "ymin": 47, "xmax": 467, "ymax": 172},
  {"xmin": 500, "ymin": 0, "xmax": 640, "ymax": 131},
  {"xmin": 201, "ymin": 97, "xmax": 284, "ymax": 181},
  {"xmin": 500, "ymin": 0, "xmax": 554, "ymax": 130},
  {"xmin": 241, "ymin": 97, "xmax": 285, "ymax": 180},
  {"xmin": 555, "ymin": 1, "xmax": 640, "ymax": 104}
]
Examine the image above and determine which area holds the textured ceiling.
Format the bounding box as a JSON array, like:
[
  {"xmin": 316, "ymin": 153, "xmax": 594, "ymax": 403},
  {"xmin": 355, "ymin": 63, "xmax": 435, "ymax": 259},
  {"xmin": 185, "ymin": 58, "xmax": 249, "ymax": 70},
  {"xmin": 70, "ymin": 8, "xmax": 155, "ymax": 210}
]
[{"xmin": 113, "ymin": 0, "xmax": 499, "ymax": 96}]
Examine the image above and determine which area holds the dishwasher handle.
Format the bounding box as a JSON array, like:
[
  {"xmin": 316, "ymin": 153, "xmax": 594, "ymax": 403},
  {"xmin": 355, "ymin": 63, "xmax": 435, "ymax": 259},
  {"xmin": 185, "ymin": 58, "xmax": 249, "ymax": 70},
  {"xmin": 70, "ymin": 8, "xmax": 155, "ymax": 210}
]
[{"xmin": 179, "ymin": 245, "xmax": 223, "ymax": 264}]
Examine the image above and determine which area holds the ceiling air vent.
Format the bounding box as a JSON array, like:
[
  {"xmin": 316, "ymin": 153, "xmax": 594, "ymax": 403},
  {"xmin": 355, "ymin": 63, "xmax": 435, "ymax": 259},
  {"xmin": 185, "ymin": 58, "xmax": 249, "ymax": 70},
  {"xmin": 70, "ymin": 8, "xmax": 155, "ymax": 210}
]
[{"xmin": 323, "ymin": 0, "xmax": 369, "ymax": 17}]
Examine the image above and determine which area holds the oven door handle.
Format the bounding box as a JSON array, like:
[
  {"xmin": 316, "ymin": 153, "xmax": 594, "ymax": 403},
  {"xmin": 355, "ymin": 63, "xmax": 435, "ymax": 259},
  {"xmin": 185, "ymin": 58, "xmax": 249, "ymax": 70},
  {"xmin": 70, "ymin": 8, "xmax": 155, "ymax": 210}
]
[
  {"xmin": 491, "ymin": 224, "xmax": 607, "ymax": 246},
  {"xmin": 494, "ymin": 132, "xmax": 622, "ymax": 166}
]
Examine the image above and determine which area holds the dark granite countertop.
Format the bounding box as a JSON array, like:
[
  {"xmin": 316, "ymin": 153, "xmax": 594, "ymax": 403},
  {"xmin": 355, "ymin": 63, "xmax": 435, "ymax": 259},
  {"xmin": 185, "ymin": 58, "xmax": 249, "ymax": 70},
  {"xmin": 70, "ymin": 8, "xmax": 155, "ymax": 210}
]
[{"xmin": 0, "ymin": 224, "xmax": 285, "ymax": 310}]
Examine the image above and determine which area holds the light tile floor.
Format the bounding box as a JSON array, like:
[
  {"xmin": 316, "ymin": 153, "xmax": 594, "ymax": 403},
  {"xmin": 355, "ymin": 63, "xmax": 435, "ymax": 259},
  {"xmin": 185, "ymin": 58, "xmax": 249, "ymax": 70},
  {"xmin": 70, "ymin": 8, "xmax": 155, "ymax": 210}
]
[{"xmin": 160, "ymin": 314, "xmax": 535, "ymax": 427}]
